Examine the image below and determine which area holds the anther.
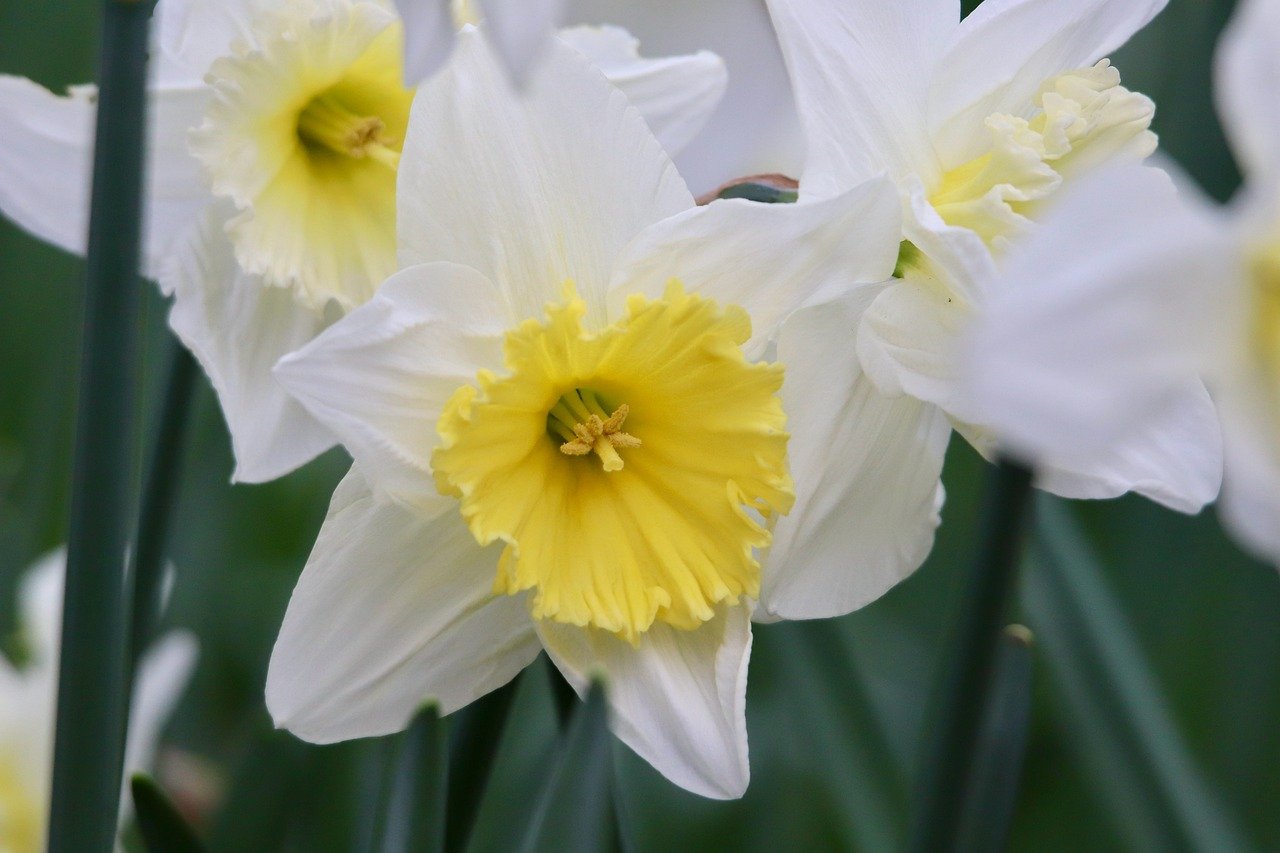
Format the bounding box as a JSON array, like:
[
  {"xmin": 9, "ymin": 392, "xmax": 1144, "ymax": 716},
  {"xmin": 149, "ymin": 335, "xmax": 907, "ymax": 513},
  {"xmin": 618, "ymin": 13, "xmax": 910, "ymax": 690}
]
[{"xmin": 558, "ymin": 404, "xmax": 640, "ymax": 471}]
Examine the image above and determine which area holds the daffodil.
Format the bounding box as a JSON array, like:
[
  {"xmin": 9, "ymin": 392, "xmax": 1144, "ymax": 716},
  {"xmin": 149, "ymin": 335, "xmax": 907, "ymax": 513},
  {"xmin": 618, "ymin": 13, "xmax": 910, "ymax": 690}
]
[
  {"xmin": 763, "ymin": 0, "xmax": 1222, "ymax": 510},
  {"xmin": 394, "ymin": 0, "xmax": 563, "ymax": 85},
  {"xmin": 964, "ymin": 0, "xmax": 1280, "ymax": 564},
  {"xmin": 393, "ymin": 1, "xmax": 804, "ymax": 195},
  {"xmin": 538, "ymin": 0, "xmax": 808, "ymax": 193},
  {"xmin": 0, "ymin": 0, "xmax": 730, "ymax": 483},
  {"xmin": 265, "ymin": 29, "xmax": 948, "ymax": 798},
  {"xmin": 0, "ymin": 551, "xmax": 197, "ymax": 851}
]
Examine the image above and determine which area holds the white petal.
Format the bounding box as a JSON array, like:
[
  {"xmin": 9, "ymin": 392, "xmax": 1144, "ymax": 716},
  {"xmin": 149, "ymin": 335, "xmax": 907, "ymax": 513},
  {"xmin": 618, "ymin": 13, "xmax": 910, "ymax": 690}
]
[
  {"xmin": 557, "ymin": 25, "xmax": 727, "ymax": 158},
  {"xmin": 274, "ymin": 263, "xmax": 508, "ymax": 511},
  {"xmin": 18, "ymin": 549, "xmax": 68, "ymax": 665},
  {"xmin": 478, "ymin": 0, "xmax": 566, "ymax": 85},
  {"xmin": 963, "ymin": 166, "xmax": 1235, "ymax": 466},
  {"xmin": 1215, "ymin": 0, "xmax": 1280, "ymax": 192},
  {"xmin": 762, "ymin": 289, "xmax": 951, "ymax": 620},
  {"xmin": 394, "ymin": 0, "xmax": 458, "ymax": 86},
  {"xmin": 162, "ymin": 204, "xmax": 336, "ymax": 483},
  {"xmin": 764, "ymin": 0, "xmax": 959, "ymax": 197},
  {"xmin": 931, "ymin": 0, "xmax": 1168, "ymax": 167},
  {"xmin": 0, "ymin": 77, "xmax": 95, "ymax": 259},
  {"xmin": 267, "ymin": 470, "xmax": 542, "ymax": 743},
  {"xmin": 153, "ymin": 0, "xmax": 272, "ymax": 83},
  {"xmin": 397, "ymin": 28, "xmax": 692, "ymax": 326},
  {"xmin": 856, "ymin": 276, "xmax": 968, "ymax": 414},
  {"xmin": 854, "ymin": 190, "xmax": 999, "ymax": 415},
  {"xmin": 1219, "ymin": 382, "xmax": 1280, "ymax": 566},
  {"xmin": 539, "ymin": 606, "xmax": 752, "ymax": 800},
  {"xmin": 609, "ymin": 178, "xmax": 900, "ymax": 358},
  {"xmin": 1030, "ymin": 379, "xmax": 1223, "ymax": 513},
  {"xmin": 0, "ymin": 76, "xmax": 210, "ymax": 277},
  {"xmin": 563, "ymin": 0, "xmax": 802, "ymax": 195},
  {"xmin": 123, "ymin": 631, "xmax": 199, "ymax": 784},
  {"xmin": 145, "ymin": 86, "xmax": 216, "ymax": 275}
]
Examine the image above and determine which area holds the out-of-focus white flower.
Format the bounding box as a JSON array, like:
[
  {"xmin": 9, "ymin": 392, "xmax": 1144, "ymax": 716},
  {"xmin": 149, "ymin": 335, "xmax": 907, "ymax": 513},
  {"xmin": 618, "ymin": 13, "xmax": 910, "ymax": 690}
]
[
  {"xmin": 0, "ymin": 551, "xmax": 198, "ymax": 851},
  {"xmin": 0, "ymin": 0, "xmax": 728, "ymax": 484},
  {"xmin": 265, "ymin": 29, "xmax": 946, "ymax": 799},
  {"xmin": 562, "ymin": 0, "xmax": 804, "ymax": 195},
  {"xmin": 394, "ymin": 0, "xmax": 563, "ymax": 85},
  {"xmin": 965, "ymin": 0, "xmax": 1280, "ymax": 564},
  {"xmin": 762, "ymin": 0, "xmax": 1221, "ymax": 511}
]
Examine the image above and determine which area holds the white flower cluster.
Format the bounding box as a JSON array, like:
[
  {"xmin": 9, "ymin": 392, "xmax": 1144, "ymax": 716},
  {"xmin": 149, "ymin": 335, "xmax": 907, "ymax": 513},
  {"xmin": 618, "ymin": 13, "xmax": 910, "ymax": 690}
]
[{"xmin": 0, "ymin": 0, "xmax": 1272, "ymax": 802}]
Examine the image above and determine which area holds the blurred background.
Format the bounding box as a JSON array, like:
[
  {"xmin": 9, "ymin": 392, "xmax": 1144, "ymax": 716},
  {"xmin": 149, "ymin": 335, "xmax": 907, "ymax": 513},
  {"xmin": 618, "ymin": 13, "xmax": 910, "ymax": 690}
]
[{"xmin": 1, "ymin": 0, "xmax": 1275, "ymax": 849}]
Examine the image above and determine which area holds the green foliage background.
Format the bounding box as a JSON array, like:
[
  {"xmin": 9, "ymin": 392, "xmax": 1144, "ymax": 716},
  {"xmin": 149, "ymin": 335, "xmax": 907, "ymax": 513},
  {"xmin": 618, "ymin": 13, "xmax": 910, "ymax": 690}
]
[{"xmin": 1, "ymin": 0, "xmax": 1274, "ymax": 849}]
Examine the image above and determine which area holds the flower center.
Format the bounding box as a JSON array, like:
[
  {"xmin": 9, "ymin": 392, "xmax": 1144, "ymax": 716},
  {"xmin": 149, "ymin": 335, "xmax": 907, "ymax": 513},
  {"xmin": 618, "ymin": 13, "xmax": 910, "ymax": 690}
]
[
  {"xmin": 296, "ymin": 92, "xmax": 401, "ymax": 169},
  {"xmin": 1250, "ymin": 240, "xmax": 1280, "ymax": 399},
  {"xmin": 547, "ymin": 389, "xmax": 641, "ymax": 471},
  {"xmin": 190, "ymin": 2, "xmax": 413, "ymax": 309},
  {"xmin": 930, "ymin": 59, "xmax": 1156, "ymax": 249},
  {"xmin": 432, "ymin": 282, "xmax": 794, "ymax": 642}
]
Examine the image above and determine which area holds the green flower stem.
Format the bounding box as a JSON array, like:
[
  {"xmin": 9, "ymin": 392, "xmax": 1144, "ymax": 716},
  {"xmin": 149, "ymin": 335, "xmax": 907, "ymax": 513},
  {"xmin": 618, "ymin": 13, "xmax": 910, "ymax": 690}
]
[
  {"xmin": 953, "ymin": 625, "xmax": 1036, "ymax": 850},
  {"xmin": 130, "ymin": 341, "xmax": 198, "ymax": 665},
  {"xmin": 908, "ymin": 460, "xmax": 1034, "ymax": 853},
  {"xmin": 47, "ymin": 1, "xmax": 155, "ymax": 850},
  {"xmin": 444, "ymin": 677, "xmax": 519, "ymax": 852}
]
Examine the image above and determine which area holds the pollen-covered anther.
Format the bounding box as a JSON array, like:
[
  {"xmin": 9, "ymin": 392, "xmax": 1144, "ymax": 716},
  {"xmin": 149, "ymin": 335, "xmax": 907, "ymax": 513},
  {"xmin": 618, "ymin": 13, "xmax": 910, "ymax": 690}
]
[{"xmin": 559, "ymin": 404, "xmax": 641, "ymax": 472}]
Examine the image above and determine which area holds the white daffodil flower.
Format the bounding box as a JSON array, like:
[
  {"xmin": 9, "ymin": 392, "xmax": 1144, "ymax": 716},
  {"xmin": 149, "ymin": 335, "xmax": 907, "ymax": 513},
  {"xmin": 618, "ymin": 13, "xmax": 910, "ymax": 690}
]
[
  {"xmin": 763, "ymin": 0, "xmax": 1222, "ymax": 511},
  {"xmin": 395, "ymin": 0, "xmax": 803, "ymax": 193},
  {"xmin": 265, "ymin": 29, "xmax": 948, "ymax": 799},
  {"xmin": 0, "ymin": 0, "xmax": 728, "ymax": 484},
  {"xmin": 561, "ymin": 0, "xmax": 804, "ymax": 194},
  {"xmin": 395, "ymin": 0, "xmax": 563, "ymax": 85},
  {"xmin": 964, "ymin": 0, "xmax": 1279, "ymax": 564},
  {"xmin": 0, "ymin": 551, "xmax": 197, "ymax": 851}
]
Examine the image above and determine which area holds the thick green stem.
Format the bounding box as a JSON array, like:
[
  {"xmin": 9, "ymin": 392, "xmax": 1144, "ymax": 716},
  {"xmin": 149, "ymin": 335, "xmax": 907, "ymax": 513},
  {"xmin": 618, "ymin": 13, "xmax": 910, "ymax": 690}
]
[
  {"xmin": 953, "ymin": 625, "xmax": 1036, "ymax": 850},
  {"xmin": 47, "ymin": 1, "xmax": 154, "ymax": 851},
  {"xmin": 129, "ymin": 342, "xmax": 198, "ymax": 665},
  {"xmin": 909, "ymin": 460, "xmax": 1034, "ymax": 852}
]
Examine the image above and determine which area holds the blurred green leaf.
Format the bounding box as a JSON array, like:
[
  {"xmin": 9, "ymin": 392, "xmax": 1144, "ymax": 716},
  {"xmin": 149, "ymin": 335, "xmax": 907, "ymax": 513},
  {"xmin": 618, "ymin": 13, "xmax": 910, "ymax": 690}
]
[
  {"xmin": 521, "ymin": 680, "xmax": 614, "ymax": 853},
  {"xmin": 131, "ymin": 774, "xmax": 205, "ymax": 853},
  {"xmin": 444, "ymin": 676, "xmax": 520, "ymax": 851},
  {"xmin": 1023, "ymin": 498, "xmax": 1251, "ymax": 851},
  {"xmin": 375, "ymin": 705, "xmax": 447, "ymax": 853}
]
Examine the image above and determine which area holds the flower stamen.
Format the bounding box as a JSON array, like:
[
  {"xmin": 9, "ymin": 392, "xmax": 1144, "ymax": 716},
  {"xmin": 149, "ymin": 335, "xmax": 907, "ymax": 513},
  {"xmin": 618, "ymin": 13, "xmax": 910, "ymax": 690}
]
[
  {"xmin": 549, "ymin": 390, "xmax": 640, "ymax": 471},
  {"xmin": 297, "ymin": 92, "xmax": 400, "ymax": 168}
]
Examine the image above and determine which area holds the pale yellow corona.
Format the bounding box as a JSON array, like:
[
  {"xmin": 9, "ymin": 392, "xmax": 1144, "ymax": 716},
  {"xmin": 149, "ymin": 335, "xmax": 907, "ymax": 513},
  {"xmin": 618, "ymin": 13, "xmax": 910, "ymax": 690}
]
[
  {"xmin": 190, "ymin": 0, "xmax": 414, "ymax": 309},
  {"xmin": 0, "ymin": 759, "xmax": 40, "ymax": 853},
  {"xmin": 1250, "ymin": 239, "xmax": 1280, "ymax": 413},
  {"xmin": 433, "ymin": 281, "xmax": 795, "ymax": 643},
  {"xmin": 931, "ymin": 60, "xmax": 1156, "ymax": 249}
]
